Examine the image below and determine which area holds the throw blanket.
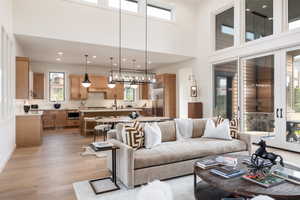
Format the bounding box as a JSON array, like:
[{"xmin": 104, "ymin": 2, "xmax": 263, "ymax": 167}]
[{"xmin": 175, "ymin": 119, "xmax": 193, "ymax": 140}]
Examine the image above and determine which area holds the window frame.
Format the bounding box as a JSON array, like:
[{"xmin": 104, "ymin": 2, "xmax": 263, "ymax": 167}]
[
  {"xmin": 146, "ymin": 2, "xmax": 174, "ymax": 21},
  {"xmin": 48, "ymin": 72, "xmax": 66, "ymax": 102},
  {"xmin": 124, "ymin": 85, "xmax": 136, "ymax": 102},
  {"xmin": 283, "ymin": 0, "xmax": 300, "ymax": 32},
  {"xmin": 108, "ymin": 0, "xmax": 139, "ymax": 13},
  {"xmin": 211, "ymin": 2, "xmax": 236, "ymax": 53}
]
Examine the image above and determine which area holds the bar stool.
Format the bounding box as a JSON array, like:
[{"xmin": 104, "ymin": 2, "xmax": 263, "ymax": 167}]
[{"xmin": 94, "ymin": 124, "xmax": 111, "ymax": 142}]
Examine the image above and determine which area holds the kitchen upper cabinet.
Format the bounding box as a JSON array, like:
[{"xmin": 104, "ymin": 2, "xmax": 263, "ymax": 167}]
[
  {"xmin": 139, "ymin": 83, "xmax": 149, "ymax": 100},
  {"xmin": 69, "ymin": 75, "xmax": 88, "ymax": 100},
  {"xmin": 88, "ymin": 75, "xmax": 108, "ymax": 92},
  {"xmin": 106, "ymin": 83, "xmax": 124, "ymax": 100},
  {"xmin": 16, "ymin": 57, "xmax": 30, "ymax": 99},
  {"xmin": 32, "ymin": 72, "xmax": 44, "ymax": 99}
]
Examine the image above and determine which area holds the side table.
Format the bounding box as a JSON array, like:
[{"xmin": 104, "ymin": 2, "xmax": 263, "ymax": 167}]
[{"xmin": 88, "ymin": 144, "xmax": 120, "ymax": 195}]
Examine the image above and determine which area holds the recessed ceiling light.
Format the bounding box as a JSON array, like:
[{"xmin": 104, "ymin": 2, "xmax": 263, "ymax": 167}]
[
  {"xmin": 87, "ymin": 61, "xmax": 92, "ymax": 64},
  {"xmin": 113, "ymin": 63, "xmax": 118, "ymax": 66},
  {"xmin": 57, "ymin": 52, "xmax": 64, "ymax": 56},
  {"xmin": 246, "ymin": 8, "xmax": 251, "ymax": 12},
  {"xmin": 56, "ymin": 58, "xmax": 61, "ymax": 61},
  {"xmin": 262, "ymin": 5, "xmax": 267, "ymax": 9},
  {"xmin": 122, "ymin": 58, "xmax": 127, "ymax": 62},
  {"xmin": 92, "ymin": 56, "xmax": 97, "ymax": 59},
  {"xmin": 137, "ymin": 65, "xmax": 141, "ymax": 68}
]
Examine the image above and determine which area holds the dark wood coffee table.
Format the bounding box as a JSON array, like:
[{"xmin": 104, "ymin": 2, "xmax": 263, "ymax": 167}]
[{"xmin": 194, "ymin": 154, "xmax": 300, "ymax": 200}]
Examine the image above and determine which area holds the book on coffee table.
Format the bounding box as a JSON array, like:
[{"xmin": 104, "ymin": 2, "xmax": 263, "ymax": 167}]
[
  {"xmin": 272, "ymin": 167, "xmax": 300, "ymax": 185},
  {"xmin": 242, "ymin": 174, "xmax": 285, "ymax": 188},
  {"xmin": 210, "ymin": 166, "xmax": 246, "ymax": 179},
  {"xmin": 196, "ymin": 159, "xmax": 221, "ymax": 169}
]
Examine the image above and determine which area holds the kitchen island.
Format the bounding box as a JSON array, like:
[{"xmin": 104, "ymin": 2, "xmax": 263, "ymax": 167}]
[{"xmin": 79, "ymin": 108, "xmax": 142, "ymax": 136}]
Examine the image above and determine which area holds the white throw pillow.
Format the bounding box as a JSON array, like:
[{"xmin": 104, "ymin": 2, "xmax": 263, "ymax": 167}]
[
  {"xmin": 144, "ymin": 123, "xmax": 162, "ymax": 149},
  {"xmin": 175, "ymin": 119, "xmax": 193, "ymax": 141},
  {"xmin": 203, "ymin": 119, "xmax": 232, "ymax": 140}
]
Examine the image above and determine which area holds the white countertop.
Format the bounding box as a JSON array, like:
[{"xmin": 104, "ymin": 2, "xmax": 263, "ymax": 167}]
[
  {"xmin": 16, "ymin": 111, "xmax": 44, "ymax": 117},
  {"xmin": 79, "ymin": 108, "xmax": 143, "ymax": 113}
]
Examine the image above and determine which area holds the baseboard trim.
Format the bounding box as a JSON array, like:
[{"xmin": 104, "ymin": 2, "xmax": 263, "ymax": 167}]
[{"xmin": 0, "ymin": 144, "xmax": 16, "ymax": 173}]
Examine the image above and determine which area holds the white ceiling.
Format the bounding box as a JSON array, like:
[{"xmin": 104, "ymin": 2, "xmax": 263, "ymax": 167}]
[{"xmin": 16, "ymin": 35, "xmax": 193, "ymax": 69}]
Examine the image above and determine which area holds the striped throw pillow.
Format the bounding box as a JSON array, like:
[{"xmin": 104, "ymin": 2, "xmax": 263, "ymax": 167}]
[
  {"xmin": 123, "ymin": 121, "xmax": 144, "ymax": 150},
  {"xmin": 217, "ymin": 116, "xmax": 239, "ymax": 139}
]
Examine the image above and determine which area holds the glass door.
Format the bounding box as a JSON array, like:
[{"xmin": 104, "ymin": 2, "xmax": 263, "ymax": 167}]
[
  {"xmin": 213, "ymin": 61, "xmax": 238, "ymax": 120},
  {"xmin": 241, "ymin": 54, "xmax": 277, "ymax": 138}
]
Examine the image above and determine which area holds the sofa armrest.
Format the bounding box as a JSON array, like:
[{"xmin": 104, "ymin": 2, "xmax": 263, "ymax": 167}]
[
  {"xmin": 108, "ymin": 139, "xmax": 135, "ymax": 188},
  {"xmin": 239, "ymin": 133, "xmax": 252, "ymax": 155}
]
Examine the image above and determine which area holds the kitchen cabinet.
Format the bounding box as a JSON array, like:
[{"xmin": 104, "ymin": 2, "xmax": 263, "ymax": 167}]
[
  {"xmin": 32, "ymin": 72, "xmax": 44, "ymax": 99},
  {"xmin": 154, "ymin": 74, "xmax": 176, "ymax": 118},
  {"xmin": 16, "ymin": 57, "xmax": 30, "ymax": 99},
  {"xmin": 106, "ymin": 83, "xmax": 124, "ymax": 100},
  {"xmin": 188, "ymin": 102, "xmax": 203, "ymax": 119},
  {"xmin": 139, "ymin": 83, "xmax": 149, "ymax": 100},
  {"xmin": 88, "ymin": 75, "xmax": 108, "ymax": 92},
  {"xmin": 16, "ymin": 114, "xmax": 43, "ymax": 147},
  {"xmin": 69, "ymin": 75, "xmax": 88, "ymax": 100},
  {"xmin": 42, "ymin": 110, "xmax": 80, "ymax": 129}
]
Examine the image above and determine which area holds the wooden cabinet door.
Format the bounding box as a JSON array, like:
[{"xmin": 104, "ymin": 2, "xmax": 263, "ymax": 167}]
[
  {"xmin": 16, "ymin": 57, "xmax": 29, "ymax": 99},
  {"xmin": 32, "ymin": 73, "xmax": 44, "ymax": 99},
  {"xmin": 42, "ymin": 111, "xmax": 55, "ymax": 129},
  {"xmin": 70, "ymin": 75, "xmax": 87, "ymax": 100},
  {"xmin": 55, "ymin": 111, "xmax": 67, "ymax": 128},
  {"xmin": 163, "ymin": 74, "xmax": 176, "ymax": 118},
  {"xmin": 139, "ymin": 83, "xmax": 149, "ymax": 100},
  {"xmin": 106, "ymin": 83, "xmax": 124, "ymax": 99}
]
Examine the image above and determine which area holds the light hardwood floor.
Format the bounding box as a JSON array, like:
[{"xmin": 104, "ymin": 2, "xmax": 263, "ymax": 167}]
[
  {"xmin": 0, "ymin": 129, "xmax": 109, "ymax": 200},
  {"xmin": 0, "ymin": 129, "xmax": 300, "ymax": 200}
]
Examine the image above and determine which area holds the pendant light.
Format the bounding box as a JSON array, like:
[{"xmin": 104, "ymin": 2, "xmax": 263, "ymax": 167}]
[
  {"xmin": 81, "ymin": 54, "xmax": 91, "ymax": 88},
  {"xmin": 108, "ymin": 57, "xmax": 116, "ymax": 89}
]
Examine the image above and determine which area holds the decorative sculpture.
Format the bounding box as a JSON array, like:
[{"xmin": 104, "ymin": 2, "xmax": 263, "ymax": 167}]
[{"xmin": 248, "ymin": 140, "xmax": 284, "ymax": 175}]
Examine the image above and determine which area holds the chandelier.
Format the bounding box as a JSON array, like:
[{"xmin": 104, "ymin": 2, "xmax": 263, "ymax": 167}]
[{"xmin": 107, "ymin": 0, "xmax": 156, "ymax": 89}]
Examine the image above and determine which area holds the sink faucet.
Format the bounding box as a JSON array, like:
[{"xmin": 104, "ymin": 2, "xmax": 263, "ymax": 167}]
[{"xmin": 113, "ymin": 94, "xmax": 118, "ymax": 110}]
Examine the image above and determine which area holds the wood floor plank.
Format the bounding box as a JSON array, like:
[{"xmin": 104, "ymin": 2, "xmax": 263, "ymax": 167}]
[{"xmin": 0, "ymin": 129, "xmax": 108, "ymax": 200}]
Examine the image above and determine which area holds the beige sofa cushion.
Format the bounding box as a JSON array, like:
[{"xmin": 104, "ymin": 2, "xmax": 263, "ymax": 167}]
[
  {"xmin": 134, "ymin": 138, "xmax": 247, "ymax": 169},
  {"xmin": 158, "ymin": 121, "xmax": 176, "ymax": 142}
]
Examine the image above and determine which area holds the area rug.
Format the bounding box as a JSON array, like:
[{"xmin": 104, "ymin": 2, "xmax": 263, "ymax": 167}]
[{"xmin": 73, "ymin": 176, "xmax": 195, "ymax": 200}]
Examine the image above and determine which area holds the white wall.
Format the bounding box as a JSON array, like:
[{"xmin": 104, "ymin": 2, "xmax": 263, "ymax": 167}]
[
  {"xmin": 12, "ymin": 0, "xmax": 197, "ymax": 57},
  {"xmin": 0, "ymin": 0, "xmax": 18, "ymax": 172}
]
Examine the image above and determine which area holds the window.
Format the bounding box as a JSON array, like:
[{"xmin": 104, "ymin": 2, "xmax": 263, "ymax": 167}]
[
  {"xmin": 288, "ymin": 0, "xmax": 300, "ymax": 30},
  {"xmin": 147, "ymin": 4, "xmax": 172, "ymax": 20},
  {"xmin": 245, "ymin": 0, "xmax": 273, "ymax": 42},
  {"xmin": 49, "ymin": 72, "xmax": 65, "ymax": 102},
  {"xmin": 215, "ymin": 7, "xmax": 234, "ymax": 50},
  {"xmin": 108, "ymin": 0, "xmax": 138, "ymax": 12},
  {"xmin": 82, "ymin": 0, "xmax": 98, "ymax": 4},
  {"xmin": 124, "ymin": 85, "xmax": 136, "ymax": 101}
]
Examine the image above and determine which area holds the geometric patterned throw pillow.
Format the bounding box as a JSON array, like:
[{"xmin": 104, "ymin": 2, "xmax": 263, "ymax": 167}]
[
  {"xmin": 216, "ymin": 116, "xmax": 239, "ymax": 139},
  {"xmin": 123, "ymin": 121, "xmax": 144, "ymax": 150}
]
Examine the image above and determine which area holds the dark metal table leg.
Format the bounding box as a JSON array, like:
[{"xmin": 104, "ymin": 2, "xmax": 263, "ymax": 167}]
[{"xmin": 112, "ymin": 148, "xmax": 117, "ymax": 184}]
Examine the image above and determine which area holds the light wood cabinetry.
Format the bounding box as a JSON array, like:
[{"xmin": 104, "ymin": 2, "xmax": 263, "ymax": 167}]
[
  {"xmin": 139, "ymin": 83, "xmax": 149, "ymax": 100},
  {"xmin": 106, "ymin": 83, "xmax": 124, "ymax": 99},
  {"xmin": 16, "ymin": 57, "xmax": 30, "ymax": 99},
  {"xmin": 42, "ymin": 110, "xmax": 80, "ymax": 129},
  {"xmin": 32, "ymin": 72, "xmax": 44, "ymax": 99},
  {"xmin": 156, "ymin": 74, "xmax": 176, "ymax": 118},
  {"xmin": 16, "ymin": 115, "xmax": 43, "ymax": 147},
  {"xmin": 69, "ymin": 75, "xmax": 88, "ymax": 100}
]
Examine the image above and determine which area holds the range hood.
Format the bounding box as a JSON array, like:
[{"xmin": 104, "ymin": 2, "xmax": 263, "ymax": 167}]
[{"xmin": 88, "ymin": 87, "xmax": 108, "ymax": 93}]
